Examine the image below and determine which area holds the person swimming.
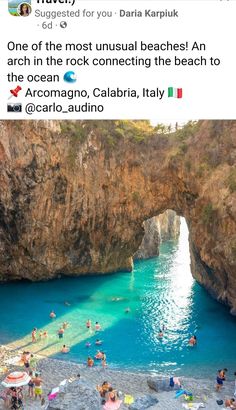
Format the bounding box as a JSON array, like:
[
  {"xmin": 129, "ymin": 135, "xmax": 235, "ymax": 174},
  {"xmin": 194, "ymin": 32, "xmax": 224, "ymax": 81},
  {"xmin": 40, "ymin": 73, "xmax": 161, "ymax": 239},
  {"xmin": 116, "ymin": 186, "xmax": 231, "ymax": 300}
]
[
  {"xmin": 125, "ymin": 307, "xmax": 131, "ymax": 313},
  {"xmin": 61, "ymin": 345, "xmax": 70, "ymax": 353},
  {"xmin": 85, "ymin": 342, "xmax": 91, "ymax": 347},
  {"xmin": 95, "ymin": 339, "xmax": 102, "ymax": 345},
  {"xmin": 50, "ymin": 311, "xmax": 56, "ymax": 319},
  {"xmin": 95, "ymin": 322, "xmax": 101, "ymax": 331},
  {"xmin": 95, "ymin": 350, "xmax": 103, "ymax": 360},
  {"xmin": 158, "ymin": 329, "xmax": 163, "ymax": 338},
  {"xmin": 189, "ymin": 335, "xmax": 197, "ymax": 346}
]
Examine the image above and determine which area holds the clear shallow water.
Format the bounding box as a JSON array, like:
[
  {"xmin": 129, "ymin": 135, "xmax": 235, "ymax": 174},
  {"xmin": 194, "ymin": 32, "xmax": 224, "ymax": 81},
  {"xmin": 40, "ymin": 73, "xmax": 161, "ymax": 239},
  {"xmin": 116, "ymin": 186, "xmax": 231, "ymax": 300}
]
[{"xmin": 0, "ymin": 220, "xmax": 236, "ymax": 378}]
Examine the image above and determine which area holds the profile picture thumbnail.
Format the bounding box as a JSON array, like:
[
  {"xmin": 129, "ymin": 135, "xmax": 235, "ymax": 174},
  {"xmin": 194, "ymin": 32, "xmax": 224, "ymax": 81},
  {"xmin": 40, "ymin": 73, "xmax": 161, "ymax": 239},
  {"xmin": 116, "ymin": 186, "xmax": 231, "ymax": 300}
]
[{"xmin": 8, "ymin": 0, "xmax": 32, "ymax": 17}]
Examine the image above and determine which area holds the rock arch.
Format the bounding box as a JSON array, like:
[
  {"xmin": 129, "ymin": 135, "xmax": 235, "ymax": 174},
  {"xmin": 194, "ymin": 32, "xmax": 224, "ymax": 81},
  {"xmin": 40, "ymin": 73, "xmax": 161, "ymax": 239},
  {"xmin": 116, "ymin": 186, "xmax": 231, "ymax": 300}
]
[{"xmin": 0, "ymin": 120, "xmax": 235, "ymax": 313}]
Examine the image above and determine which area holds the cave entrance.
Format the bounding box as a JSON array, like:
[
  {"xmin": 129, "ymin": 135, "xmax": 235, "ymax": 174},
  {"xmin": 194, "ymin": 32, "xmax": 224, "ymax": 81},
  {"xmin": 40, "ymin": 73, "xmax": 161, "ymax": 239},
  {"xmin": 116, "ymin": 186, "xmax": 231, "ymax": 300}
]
[{"xmin": 134, "ymin": 211, "xmax": 191, "ymax": 274}]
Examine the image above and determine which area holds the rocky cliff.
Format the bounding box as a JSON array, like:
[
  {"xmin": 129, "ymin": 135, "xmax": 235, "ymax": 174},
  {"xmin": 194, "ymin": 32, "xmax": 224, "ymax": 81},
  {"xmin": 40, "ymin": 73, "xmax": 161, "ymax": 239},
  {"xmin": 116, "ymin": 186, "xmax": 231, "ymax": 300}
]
[
  {"xmin": 134, "ymin": 211, "xmax": 180, "ymax": 260},
  {"xmin": 0, "ymin": 120, "xmax": 235, "ymax": 313}
]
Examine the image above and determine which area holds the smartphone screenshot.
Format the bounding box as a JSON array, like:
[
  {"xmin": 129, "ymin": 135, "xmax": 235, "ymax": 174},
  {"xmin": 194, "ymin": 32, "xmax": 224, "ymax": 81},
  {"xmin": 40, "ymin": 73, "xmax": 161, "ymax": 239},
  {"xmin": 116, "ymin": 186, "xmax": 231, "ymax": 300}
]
[{"xmin": 0, "ymin": 0, "xmax": 235, "ymax": 409}]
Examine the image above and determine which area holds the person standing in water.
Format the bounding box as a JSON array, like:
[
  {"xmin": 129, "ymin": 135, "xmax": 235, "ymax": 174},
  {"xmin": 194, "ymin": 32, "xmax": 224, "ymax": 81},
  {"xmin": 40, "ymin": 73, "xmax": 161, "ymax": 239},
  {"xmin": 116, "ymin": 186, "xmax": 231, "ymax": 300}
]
[
  {"xmin": 28, "ymin": 371, "xmax": 34, "ymax": 398},
  {"xmin": 158, "ymin": 329, "xmax": 163, "ymax": 338},
  {"xmin": 95, "ymin": 322, "xmax": 101, "ymax": 331},
  {"xmin": 216, "ymin": 368, "xmax": 228, "ymax": 391},
  {"xmin": 31, "ymin": 328, "xmax": 37, "ymax": 343},
  {"xmin": 58, "ymin": 326, "xmax": 64, "ymax": 340},
  {"xmin": 86, "ymin": 319, "xmax": 91, "ymax": 329},
  {"xmin": 101, "ymin": 352, "xmax": 107, "ymax": 368}
]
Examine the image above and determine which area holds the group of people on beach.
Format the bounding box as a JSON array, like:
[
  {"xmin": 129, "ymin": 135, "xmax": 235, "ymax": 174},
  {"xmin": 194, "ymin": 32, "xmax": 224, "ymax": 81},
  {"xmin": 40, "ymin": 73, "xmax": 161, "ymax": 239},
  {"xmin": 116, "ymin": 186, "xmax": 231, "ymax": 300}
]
[
  {"xmin": 1, "ymin": 386, "xmax": 24, "ymax": 409},
  {"xmin": 216, "ymin": 368, "xmax": 236, "ymax": 408},
  {"xmin": 97, "ymin": 380, "xmax": 122, "ymax": 409}
]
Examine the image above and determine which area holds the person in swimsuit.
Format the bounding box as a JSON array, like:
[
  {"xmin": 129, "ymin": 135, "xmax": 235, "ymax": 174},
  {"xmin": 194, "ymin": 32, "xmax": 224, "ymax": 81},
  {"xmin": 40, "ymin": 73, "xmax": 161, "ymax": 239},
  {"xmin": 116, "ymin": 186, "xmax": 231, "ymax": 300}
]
[
  {"xmin": 86, "ymin": 319, "xmax": 91, "ymax": 329},
  {"xmin": 58, "ymin": 327, "xmax": 64, "ymax": 339},
  {"xmin": 95, "ymin": 322, "xmax": 101, "ymax": 331},
  {"xmin": 95, "ymin": 339, "xmax": 102, "ymax": 345},
  {"xmin": 189, "ymin": 335, "xmax": 197, "ymax": 346},
  {"xmin": 61, "ymin": 345, "xmax": 70, "ymax": 353},
  {"xmin": 216, "ymin": 368, "xmax": 228, "ymax": 391},
  {"xmin": 225, "ymin": 398, "xmax": 236, "ymax": 409},
  {"xmin": 32, "ymin": 373, "xmax": 43, "ymax": 400},
  {"xmin": 102, "ymin": 352, "xmax": 107, "ymax": 368},
  {"xmin": 50, "ymin": 310, "xmax": 56, "ymax": 318},
  {"xmin": 22, "ymin": 351, "xmax": 30, "ymax": 372},
  {"xmin": 31, "ymin": 328, "xmax": 37, "ymax": 343},
  {"xmin": 87, "ymin": 357, "xmax": 94, "ymax": 367},
  {"xmin": 29, "ymin": 354, "xmax": 37, "ymax": 372},
  {"xmin": 28, "ymin": 371, "xmax": 34, "ymax": 398}
]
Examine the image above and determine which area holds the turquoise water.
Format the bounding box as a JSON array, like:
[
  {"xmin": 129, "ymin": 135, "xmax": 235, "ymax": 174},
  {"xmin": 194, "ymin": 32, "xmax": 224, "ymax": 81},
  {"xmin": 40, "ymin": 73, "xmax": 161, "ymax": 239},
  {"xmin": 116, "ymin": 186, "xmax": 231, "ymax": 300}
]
[{"xmin": 0, "ymin": 220, "xmax": 235, "ymax": 378}]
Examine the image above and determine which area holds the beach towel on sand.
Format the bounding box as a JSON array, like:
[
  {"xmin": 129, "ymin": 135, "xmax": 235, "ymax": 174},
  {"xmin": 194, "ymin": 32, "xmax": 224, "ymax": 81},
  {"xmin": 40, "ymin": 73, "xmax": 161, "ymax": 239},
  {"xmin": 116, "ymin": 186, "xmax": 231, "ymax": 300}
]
[
  {"xmin": 182, "ymin": 403, "xmax": 205, "ymax": 409},
  {"xmin": 103, "ymin": 399, "xmax": 122, "ymax": 410},
  {"xmin": 124, "ymin": 394, "xmax": 134, "ymax": 404}
]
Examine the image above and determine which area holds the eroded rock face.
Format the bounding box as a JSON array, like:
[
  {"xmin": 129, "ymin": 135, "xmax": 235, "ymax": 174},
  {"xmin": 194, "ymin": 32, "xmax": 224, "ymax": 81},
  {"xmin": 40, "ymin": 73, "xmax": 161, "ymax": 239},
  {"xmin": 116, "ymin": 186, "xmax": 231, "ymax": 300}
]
[
  {"xmin": 0, "ymin": 120, "xmax": 235, "ymax": 312},
  {"xmin": 134, "ymin": 211, "xmax": 180, "ymax": 260}
]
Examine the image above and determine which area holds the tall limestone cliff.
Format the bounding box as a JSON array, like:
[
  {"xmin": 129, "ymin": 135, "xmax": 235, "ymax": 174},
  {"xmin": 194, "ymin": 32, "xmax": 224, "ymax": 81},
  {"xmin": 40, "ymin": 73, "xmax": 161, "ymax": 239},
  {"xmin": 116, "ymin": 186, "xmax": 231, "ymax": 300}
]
[
  {"xmin": 0, "ymin": 120, "xmax": 235, "ymax": 313},
  {"xmin": 134, "ymin": 211, "xmax": 180, "ymax": 260}
]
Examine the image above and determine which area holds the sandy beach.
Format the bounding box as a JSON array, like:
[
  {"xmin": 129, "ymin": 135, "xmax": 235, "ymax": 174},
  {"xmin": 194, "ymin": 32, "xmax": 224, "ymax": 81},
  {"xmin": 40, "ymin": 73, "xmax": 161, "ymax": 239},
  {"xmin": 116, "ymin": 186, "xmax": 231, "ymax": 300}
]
[{"xmin": 0, "ymin": 345, "xmax": 235, "ymax": 410}]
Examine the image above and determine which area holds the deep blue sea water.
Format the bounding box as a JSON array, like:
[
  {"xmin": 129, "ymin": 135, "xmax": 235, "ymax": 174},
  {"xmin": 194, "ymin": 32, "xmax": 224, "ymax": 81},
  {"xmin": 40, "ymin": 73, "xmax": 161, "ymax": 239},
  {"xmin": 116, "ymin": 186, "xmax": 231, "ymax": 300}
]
[{"xmin": 0, "ymin": 220, "xmax": 235, "ymax": 378}]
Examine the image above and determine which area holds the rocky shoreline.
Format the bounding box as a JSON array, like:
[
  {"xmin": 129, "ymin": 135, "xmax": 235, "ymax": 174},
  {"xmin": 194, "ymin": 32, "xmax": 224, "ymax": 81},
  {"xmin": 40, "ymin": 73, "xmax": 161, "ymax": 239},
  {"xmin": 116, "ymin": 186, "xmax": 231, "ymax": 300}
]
[{"xmin": 0, "ymin": 345, "xmax": 235, "ymax": 409}]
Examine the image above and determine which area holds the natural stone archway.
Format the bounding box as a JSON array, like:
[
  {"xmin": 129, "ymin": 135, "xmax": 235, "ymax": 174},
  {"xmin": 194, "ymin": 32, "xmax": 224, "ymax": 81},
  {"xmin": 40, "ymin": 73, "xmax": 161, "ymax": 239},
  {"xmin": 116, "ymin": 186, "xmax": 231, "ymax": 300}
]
[
  {"xmin": 0, "ymin": 120, "xmax": 235, "ymax": 313},
  {"xmin": 134, "ymin": 211, "xmax": 180, "ymax": 260}
]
